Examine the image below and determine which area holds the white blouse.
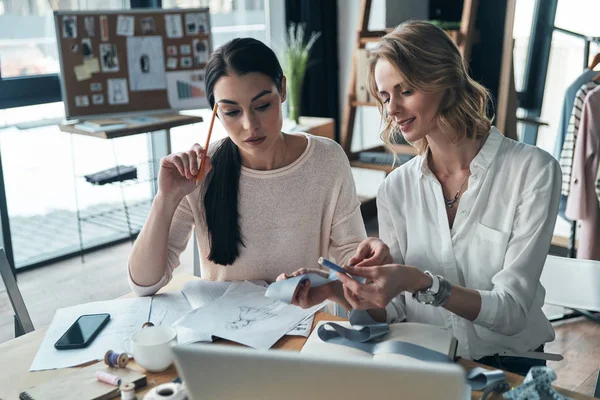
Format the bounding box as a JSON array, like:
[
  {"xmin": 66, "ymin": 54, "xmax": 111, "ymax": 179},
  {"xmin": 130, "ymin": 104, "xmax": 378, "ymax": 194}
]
[{"xmin": 379, "ymin": 127, "xmax": 561, "ymax": 360}]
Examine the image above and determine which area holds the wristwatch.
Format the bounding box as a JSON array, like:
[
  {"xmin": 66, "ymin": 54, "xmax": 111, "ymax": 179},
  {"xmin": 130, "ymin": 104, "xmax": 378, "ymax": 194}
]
[{"xmin": 413, "ymin": 271, "xmax": 440, "ymax": 305}]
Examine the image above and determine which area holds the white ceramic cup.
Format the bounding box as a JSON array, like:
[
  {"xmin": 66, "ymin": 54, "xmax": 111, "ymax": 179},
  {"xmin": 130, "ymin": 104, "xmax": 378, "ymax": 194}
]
[{"xmin": 122, "ymin": 326, "xmax": 177, "ymax": 372}]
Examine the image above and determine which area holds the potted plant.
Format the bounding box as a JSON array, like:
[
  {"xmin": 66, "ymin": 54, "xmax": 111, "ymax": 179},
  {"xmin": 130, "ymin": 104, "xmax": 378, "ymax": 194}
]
[{"xmin": 282, "ymin": 23, "xmax": 321, "ymax": 125}]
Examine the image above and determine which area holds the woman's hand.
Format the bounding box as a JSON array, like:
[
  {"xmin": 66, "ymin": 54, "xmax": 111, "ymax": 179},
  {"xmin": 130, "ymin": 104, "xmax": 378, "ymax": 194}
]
[
  {"xmin": 158, "ymin": 143, "xmax": 212, "ymax": 201},
  {"xmin": 338, "ymin": 264, "xmax": 431, "ymax": 310},
  {"xmin": 277, "ymin": 268, "xmax": 341, "ymax": 309},
  {"xmin": 348, "ymin": 238, "xmax": 393, "ymax": 267}
]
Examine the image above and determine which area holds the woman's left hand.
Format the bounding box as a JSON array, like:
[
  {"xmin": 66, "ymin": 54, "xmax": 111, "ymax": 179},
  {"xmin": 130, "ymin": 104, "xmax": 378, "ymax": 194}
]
[
  {"xmin": 337, "ymin": 264, "xmax": 431, "ymax": 310},
  {"xmin": 276, "ymin": 269, "xmax": 338, "ymax": 309}
]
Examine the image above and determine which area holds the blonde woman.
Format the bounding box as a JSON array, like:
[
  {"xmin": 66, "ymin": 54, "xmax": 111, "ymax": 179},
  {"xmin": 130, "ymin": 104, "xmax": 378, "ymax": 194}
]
[{"xmin": 332, "ymin": 21, "xmax": 561, "ymax": 375}]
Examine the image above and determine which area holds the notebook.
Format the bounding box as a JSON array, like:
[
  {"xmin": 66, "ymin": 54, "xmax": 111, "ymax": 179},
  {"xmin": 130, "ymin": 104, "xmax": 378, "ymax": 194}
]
[
  {"xmin": 301, "ymin": 321, "xmax": 458, "ymax": 364},
  {"xmin": 19, "ymin": 362, "xmax": 146, "ymax": 400}
]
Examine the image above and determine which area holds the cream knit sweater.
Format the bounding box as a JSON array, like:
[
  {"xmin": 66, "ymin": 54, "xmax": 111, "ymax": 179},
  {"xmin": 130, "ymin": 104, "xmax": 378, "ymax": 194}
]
[{"xmin": 129, "ymin": 134, "xmax": 366, "ymax": 296}]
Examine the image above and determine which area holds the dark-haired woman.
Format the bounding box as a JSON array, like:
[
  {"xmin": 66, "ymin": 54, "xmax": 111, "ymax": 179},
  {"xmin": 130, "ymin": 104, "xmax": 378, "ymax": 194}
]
[{"xmin": 127, "ymin": 38, "xmax": 366, "ymax": 309}]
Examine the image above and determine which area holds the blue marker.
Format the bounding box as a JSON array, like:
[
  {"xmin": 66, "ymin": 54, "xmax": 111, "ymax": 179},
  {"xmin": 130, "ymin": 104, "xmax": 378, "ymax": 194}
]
[{"xmin": 318, "ymin": 257, "xmax": 366, "ymax": 284}]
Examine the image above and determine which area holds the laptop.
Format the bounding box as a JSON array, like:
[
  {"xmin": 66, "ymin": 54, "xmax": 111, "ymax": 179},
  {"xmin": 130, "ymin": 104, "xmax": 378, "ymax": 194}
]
[{"xmin": 172, "ymin": 344, "xmax": 468, "ymax": 400}]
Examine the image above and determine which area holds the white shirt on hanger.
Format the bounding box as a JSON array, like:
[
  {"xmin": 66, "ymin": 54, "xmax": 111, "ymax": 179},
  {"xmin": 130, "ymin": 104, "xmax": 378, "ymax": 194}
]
[{"xmin": 379, "ymin": 127, "xmax": 560, "ymax": 360}]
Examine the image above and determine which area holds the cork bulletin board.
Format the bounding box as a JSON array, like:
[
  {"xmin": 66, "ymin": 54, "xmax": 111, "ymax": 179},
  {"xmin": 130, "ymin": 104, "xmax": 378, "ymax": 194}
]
[{"xmin": 54, "ymin": 8, "xmax": 212, "ymax": 120}]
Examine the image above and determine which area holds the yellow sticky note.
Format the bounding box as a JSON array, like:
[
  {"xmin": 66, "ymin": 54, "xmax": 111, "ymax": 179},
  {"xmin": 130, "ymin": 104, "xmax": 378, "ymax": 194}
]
[
  {"xmin": 84, "ymin": 58, "xmax": 100, "ymax": 74},
  {"xmin": 74, "ymin": 64, "xmax": 92, "ymax": 81}
]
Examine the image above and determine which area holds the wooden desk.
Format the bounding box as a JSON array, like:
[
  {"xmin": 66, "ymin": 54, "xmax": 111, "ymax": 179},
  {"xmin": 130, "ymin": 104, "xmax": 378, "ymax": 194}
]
[{"xmin": 0, "ymin": 273, "xmax": 594, "ymax": 400}]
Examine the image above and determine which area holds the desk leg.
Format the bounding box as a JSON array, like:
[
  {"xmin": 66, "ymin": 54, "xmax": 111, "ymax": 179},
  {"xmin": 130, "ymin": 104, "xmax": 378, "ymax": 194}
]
[
  {"xmin": 110, "ymin": 140, "xmax": 133, "ymax": 240},
  {"xmin": 70, "ymin": 134, "xmax": 85, "ymax": 263}
]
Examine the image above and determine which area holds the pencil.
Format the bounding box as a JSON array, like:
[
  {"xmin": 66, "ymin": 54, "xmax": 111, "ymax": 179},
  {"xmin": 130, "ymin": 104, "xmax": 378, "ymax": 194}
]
[{"xmin": 197, "ymin": 103, "xmax": 218, "ymax": 183}]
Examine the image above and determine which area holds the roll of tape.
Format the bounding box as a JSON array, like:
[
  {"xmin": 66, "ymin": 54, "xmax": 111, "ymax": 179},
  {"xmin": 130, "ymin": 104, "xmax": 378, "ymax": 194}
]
[{"xmin": 143, "ymin": 382, "xmax": 187, "ymax": 400}]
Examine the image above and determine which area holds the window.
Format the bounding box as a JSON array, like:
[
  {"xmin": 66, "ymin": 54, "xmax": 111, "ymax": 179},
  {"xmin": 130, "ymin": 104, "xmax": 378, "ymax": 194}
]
[{"xmin": 512, "ymin": 0, "xmax": 537, "ymax": 93}]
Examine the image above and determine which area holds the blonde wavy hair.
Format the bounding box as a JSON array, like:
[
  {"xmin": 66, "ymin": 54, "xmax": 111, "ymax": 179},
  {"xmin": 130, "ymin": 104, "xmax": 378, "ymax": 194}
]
[{"xmin": 366, "ymin": 21, "xmax": 492, "ymax": 155}]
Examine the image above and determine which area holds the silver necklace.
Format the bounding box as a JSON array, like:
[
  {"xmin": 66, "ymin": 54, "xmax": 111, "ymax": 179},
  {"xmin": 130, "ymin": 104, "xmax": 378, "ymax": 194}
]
[{"xmin": 444, "ymin": 172, "xmax": 470, "ymax": 208}]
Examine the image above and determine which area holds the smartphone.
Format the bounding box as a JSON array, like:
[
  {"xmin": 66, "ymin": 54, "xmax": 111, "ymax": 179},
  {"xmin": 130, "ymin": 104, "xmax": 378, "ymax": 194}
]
[
  {"xmin": 54, "ymin": 313, "xmax": 110, "ymax": 350},
  {"xmin": 318, "ymin": 257, "xmax": 366, "ymax": 283}
]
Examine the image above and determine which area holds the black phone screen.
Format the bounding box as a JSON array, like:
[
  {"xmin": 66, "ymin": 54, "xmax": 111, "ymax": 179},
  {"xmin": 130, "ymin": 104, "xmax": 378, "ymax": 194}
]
[{"xmin": 55, "ymin": 313, "xmax": 110, "ymax": 349}]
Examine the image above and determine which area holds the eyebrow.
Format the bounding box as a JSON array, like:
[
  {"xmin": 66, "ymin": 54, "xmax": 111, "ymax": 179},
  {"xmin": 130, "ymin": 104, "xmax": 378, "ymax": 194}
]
[
  {"xmin": 378, "ymin": 83, "xmax": 404, "ymax": 96},
  {"xmin": 217, "ymin": 90, "xmax": 273, "ymax": 105}
]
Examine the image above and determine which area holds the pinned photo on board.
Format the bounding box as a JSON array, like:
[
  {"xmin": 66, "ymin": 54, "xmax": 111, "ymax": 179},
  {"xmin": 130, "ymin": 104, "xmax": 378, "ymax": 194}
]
[
  {"xmin": 167, "ymin": 57, "xmax": 178, "ymax": 69},
  {"xmin": 127, "ymin": 36, "xmax": 166, "ymax": 91},
  {"xmin": 117, "ymin": 15, "xmax": 135, "ymax": 36},
  {"xmin": 180, "ymin": 44, "xmax": 191, "ymax": 55},
  {"xmin": 90, "ymin": 82, "xmax": 103, "ymax": 92},
  {"xmin": 82, "ymin": 39, "xmax": 93, "ymax": 59},
  {"xmin": 166, "ymin": 69, "xmax": 209, "ymax": 109},
  {"xmin": 141, "ymin": 17, "xmax": 156, "ymax": 34},
  {"xmin": 107, "ymin": 78, "xmax": 129, "ymax": 105},
  {"xmin": 70, "ymin": 43, "xmax": 80, "ymax": 54},
  {"xmin": 74, "ymin": 95, "xmax": 89, "ymax": 107},
  {"xmin": 165, "ymin": 14, "xmax": 183, "ymax": 38},
  {"xmin": 181, "ymin": 57, "xmax": 193, "ymax": 68},
  {"xmin": 92, "ymin": 94, "xmax": 105, "ymax": 105},
  {"xmin": 167, "ymin": 45, "xmax": 178, "ymax": 56},
  {"xmin": 62, "ymin": 16, "xmax": 77, "ymax": 39},
  {"xmin": 100, "ymin": 43, "xmax": 119, "ymax": 72},
  {"xmin": 193, "ymin": 38, "xmax": 209, "ymax": 65},
  {"xmin": 100, "ymin": 15, "xmax": 109, "ymax": 41},
  {"xmin": 184, "ymin": 13, "xmax": 207, "ymax": 35},
  {"xmin": 84, "ymin": 16, "xmax": 95, "ymax": 37}
]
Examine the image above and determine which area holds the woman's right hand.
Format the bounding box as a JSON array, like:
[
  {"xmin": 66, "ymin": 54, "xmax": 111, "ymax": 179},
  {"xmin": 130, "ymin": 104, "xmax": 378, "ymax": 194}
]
[{"xmin": 158, "ymin": 143, "xmax": 212, "ymax": 201}]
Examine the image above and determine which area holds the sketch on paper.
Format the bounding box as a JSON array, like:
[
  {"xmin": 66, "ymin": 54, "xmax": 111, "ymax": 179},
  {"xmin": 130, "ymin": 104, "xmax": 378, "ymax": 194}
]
[
  {"xmin": 116, "ymin": 15, "xmax": 135, "ymax": 36},
  {"xmin": 192, "ymin": 38, "xmax": 209, "ymax": 66},
  {"xmin": 62, "ymin": 16, "xmax": 77, "ymax": 39},
  {"xmin": 141, "ymin": 17, "xmax": 156, "ymax": 34},
  {"xmin": 84, "ymin": 16, "xmax": 95, "ymax": 37},
  {"xmin": 185, "ymin": 13, "xmax": 207, "ymax": 35},
  {"xmin": 100, "ymin": 43, "xmax": 119, "ymax": 72},
  {"xmin": 165, "ymin": 14, "xmax": 183, "ymax": 38},
  {"xmin": 127, "ymin": 36, "xmax": 166, "ymax": 91},
  {"xmin": 226, "ymin": 302, "xmax": 279, "ymax": 330},
  {"xmin": 107, "ymin": 78, "xmax": 129, "ymax": 105}
]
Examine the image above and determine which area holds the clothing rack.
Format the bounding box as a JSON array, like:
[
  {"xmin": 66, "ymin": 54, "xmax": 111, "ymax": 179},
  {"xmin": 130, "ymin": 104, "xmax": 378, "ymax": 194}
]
[{"xmin": 554, "ymin": 27, "xmax": 600, "ymax": 258}]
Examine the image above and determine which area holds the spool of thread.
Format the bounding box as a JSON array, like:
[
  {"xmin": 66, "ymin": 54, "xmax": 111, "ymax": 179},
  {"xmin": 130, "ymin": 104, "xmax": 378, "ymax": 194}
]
[
  {"xmin": 120, "ymin": 382, "xmax": 137, "ymax": 400},
  {"xmin": 96, "ymin": 371, "xmax": 122, "ymax": 386},
  {"xmin": 104, "ymin": 350, "xmax": 129, "ymax": 368},
  {"xmin": 143, "ymin": 382, "xmax": 188, "ymax": 400}
]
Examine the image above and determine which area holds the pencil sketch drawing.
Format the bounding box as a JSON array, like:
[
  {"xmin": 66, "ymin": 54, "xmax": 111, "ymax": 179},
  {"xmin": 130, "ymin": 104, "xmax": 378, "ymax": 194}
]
[{"xmin": 226, "ymin": 302, "xmax": 279, "ymax": 330}]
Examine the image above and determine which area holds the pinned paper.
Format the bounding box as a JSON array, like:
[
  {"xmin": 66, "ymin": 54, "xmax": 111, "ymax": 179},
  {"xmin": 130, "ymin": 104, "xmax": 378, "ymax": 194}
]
[
  {"xmin": 100, "ymin": 15, "xmax": 109, "ymax": 41},
  {"xmin": 166, "ymin": 70, "xmax": 208, "ymax": 109},
  {"xmin": 100, "ymin": 43, "xmax": 119, "ymax": 72},
  {"xmin": 127, "ymin": 36, "xmax": 166, "ymax": 91},
  {"xmin": 181, "ymin": 57, "xmax": 192, "ymax": 68},
  {"xmin": 193, "ymin": 38, "xmax": 209, "ymax": 66},
  {"xmin": 62, "ymin": 16, "xmax": 77, "ymax": 39},
  {"xmin": 82, "ymin": 38, "xmax": 93, "ymax": 59},
  {"xmin": 92, "ymin": 94, "xmax": 104, "ymax": 105},
  {"xmin": 117, "ymin": 15, "xmax": 135, "ymax": 36},
  {"xmin": 165, "ymin": 14, "xmax": 183, "ymax": 38},
  {"xmin": 84, "ymin": 58, "xmax": 100, "ymax": 74},
  {"xmin": 107, "ymin": 78, "xmax": 129, "ymax": 105},
  {"xmin": 184, "ymin": 13, "xmax": 207, "ymax": 35},
  {"xmin": 180, "ymin": 44, "xmax": 191, "ymax": 55},
  {"xmin": 74, "ymin": 65, "xmax": 91, "ymax": 81},
  {"xmin": 90, "ymin": 82, "xmax": 103, "ymax": 92},
  {"xmin": 167, "ymin": 57, "xmax": 178, "ymax": 69},
  {"xmin": 84, "ymin": 16, "xmax": 95, "ymax": 37},
  {"xmin": 141, "ymin": 17, "xmax": 155, "ymax": 34},
  {"xmin": 74, "ymin": 95, "xmax": 89, "ymax": 107},
  {"xmin": 167, "ymin": 45, "xmax": 178, "ymax": 56}
]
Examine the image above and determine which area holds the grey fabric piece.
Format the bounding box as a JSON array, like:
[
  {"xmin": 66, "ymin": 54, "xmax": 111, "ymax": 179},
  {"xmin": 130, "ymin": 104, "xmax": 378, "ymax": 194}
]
[
  {"xmin": 317, "ymin": 322, "xmax": 452, "ymax": 364},
  {"xmin": 466, "ymin": 367, "xmax": 506, "ymax": 391},
  {"xmin": 265, "ymin": 270, "xmax": 337, "ymax": 304}
]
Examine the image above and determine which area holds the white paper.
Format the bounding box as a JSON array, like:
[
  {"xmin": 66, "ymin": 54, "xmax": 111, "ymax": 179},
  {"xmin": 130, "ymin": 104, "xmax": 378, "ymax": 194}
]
[
  {"xmin": 287, "ymin": 314, "xmax": 314, "ymax": 337},
  {"xmin": 192, "ymin": 38, "xmax": 209, "ymax": 66},
  {"xmin": 149, "ymin": 292, "xmax": 192, "ymax": 327},
  {"xmin": 116, "ymin": 15, "xmax": 135, "ymax": 36},
  {"xmin": 165, "ymin": 70, "xmax": 209, "ymax": 109},
  {"xmin": 30, "ymin": 298, "xmax": 151, "ymax": 371},
  {"xmin": 165, "ymin": 14, "xmax": 183, "ymax": 38},
  {"xmin": 181, "ymin": 279, "xmax": 267, "ymax": 310},
  {"xmin": 62, "ymin": 16, "xmax": 77, "ymax": 39},
  {"xmin": 99, "ymin": 43, "xmax": 119, "ymax": 72},
  {"xmin": 107, "ymin": 78, "xmax": 129, "ymax": 105},
  {"xmin": 126, "ymin": 36, "xmax": 166, "ymax": 91},
  {"xmin": 84, "ymin": 16, "xmax": 95, "ymax": 37},
  {"xmin": 184, "ymin": 13, "xmax": 208, "ymax": 35},
  {"xmin": 173, "ymin": 281, "xmax": 321, "ymax": 350}
]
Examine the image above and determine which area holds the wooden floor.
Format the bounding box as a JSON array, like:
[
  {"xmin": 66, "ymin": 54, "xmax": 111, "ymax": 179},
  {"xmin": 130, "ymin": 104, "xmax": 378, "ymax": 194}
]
[{"xmin": 0, "ymin": 218, "xmax": 598, "ymax": 397}]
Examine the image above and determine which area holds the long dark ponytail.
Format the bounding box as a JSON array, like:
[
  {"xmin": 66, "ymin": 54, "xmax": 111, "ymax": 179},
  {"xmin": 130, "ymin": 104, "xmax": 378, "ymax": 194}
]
[{"xmin": 203, "ymin": 38, "xmax": 284, "ymax": 265}]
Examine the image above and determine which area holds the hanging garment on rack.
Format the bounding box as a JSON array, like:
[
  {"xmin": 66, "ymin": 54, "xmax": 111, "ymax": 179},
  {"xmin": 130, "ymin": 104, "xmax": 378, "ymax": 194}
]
[
  {"xmin": 565, "ymin": 86, "xmax": 600, "ymax": 260},
  {"xmin": 554, "ymin": 69, "xmax": 599, "ymax": 220},
  {"xmin": 559, "ymin": 80, "xmax": 600, "ymax": 196}
]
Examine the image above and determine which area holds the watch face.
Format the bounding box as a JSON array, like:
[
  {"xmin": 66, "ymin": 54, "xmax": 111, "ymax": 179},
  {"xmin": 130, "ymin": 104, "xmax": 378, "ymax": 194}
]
[{"xmin": 417, "ymin": 291, "xmax": 436, "ymax": 305}]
